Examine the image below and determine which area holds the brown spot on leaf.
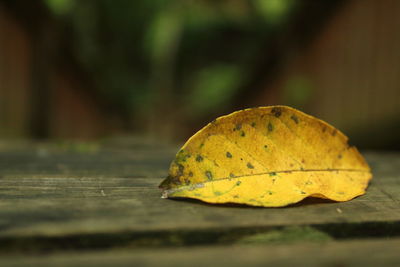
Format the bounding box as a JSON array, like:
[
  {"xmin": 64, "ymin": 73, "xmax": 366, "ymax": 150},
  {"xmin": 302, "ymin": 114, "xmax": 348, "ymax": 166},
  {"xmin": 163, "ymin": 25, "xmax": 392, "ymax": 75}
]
[
  {"xmin": 251, "ymin": 122, "xmax": 256, "ymax": 127},
  {"xmin": 240, "ymin": 131, "xmax": 246, "ymax": 137},
  {"xmin": 247, "ymin": 162, "xmax": 254, "ymax": 169},
  {"xmin": 271, "ymin": 107, "xmax": 282, "ymax": 117},
  {"xmin": 226, "ymin": 151, "xmax": 232, "ymax": 158}
]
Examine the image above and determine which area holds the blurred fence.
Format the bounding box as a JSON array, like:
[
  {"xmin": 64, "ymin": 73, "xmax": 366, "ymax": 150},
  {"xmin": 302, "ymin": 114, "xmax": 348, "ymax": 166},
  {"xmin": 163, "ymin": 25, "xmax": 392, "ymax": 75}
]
[
  {"xmin": 0, "ymin": 3, "xmax": 113, "ymax": 139},
  {"xmin": 255, "ymin": 0, "xmax": 400, "ymax": 148},
  {"xmin": 0, "ymin": 5, "xmax": 31, "ymax": 138},
  {"xmin": 1, "ymin": 0, "xmax": 400, "ymax": 148}
]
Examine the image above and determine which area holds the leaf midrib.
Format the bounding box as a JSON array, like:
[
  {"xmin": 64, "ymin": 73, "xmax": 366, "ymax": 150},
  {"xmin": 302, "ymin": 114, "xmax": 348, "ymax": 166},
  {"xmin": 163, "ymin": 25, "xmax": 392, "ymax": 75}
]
[{"xmin": 164, "ymin": 168, "xmax": 370, "ymax": 195}]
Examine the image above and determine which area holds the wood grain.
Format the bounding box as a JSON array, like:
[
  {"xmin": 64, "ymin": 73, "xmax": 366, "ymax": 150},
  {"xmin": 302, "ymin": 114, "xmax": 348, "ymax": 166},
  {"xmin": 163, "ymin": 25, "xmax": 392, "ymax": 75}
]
[
  {"xmin": 0, "ymin": 144, "xmax": 399, "ymax": 238},
  {"xmin": 1, "ymin": 238, "xmax": 400, "ymax": 266}
]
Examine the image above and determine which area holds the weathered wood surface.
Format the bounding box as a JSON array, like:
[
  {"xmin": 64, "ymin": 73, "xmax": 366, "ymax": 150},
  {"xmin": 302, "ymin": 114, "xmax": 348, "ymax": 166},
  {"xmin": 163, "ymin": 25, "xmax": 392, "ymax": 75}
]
[
  {"xmin": 1, "ymin": 238, "xmax": 400, "ymax": 267},
  {"xmin": 0, "ymin": 141, "xmax": 399, "ymax": 265},
  {"xmin": 0, "ymin": 143, "xmax": 399, "ymax": 236}
]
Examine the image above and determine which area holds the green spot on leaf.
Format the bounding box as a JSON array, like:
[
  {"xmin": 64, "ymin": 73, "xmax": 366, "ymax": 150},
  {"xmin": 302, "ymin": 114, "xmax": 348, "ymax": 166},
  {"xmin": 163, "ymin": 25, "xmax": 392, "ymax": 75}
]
[
  {"xmin": 174, "ymin": 150, "xmax": 190, "ymax": 164},
  {"xmin": 268, "ymin": 122, "xmax": 273, "ymax": 132},
  {"xmin": 196, "ymin": 155, "xmax": 203, "ymax": 162},
  {"xmin": 291, "ymin": 115, "xmax": 299, "ymax": 124},
  {"xmin": 205, "ymin": 171, "xmax": 213, "ymax": 180}
]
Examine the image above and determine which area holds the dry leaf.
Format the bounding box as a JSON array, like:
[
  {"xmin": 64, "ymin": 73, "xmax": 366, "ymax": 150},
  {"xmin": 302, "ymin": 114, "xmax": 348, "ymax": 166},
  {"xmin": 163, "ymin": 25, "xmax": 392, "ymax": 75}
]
[{"xmin": 159, "ymin": 106, "xmax": 372, "ymax": 207}]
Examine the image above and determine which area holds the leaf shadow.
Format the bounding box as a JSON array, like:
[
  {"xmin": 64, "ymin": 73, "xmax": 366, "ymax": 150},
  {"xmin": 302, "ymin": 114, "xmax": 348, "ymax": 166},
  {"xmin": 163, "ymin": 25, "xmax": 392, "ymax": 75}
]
[
  {"xmin": 168, "ymin": 196, "xmax": 336, "ymax": 209},
  {"xmin": 168, "ymin": 197, "xmax": 263, "ymax": 209},
  {"xmin": 286, "ymin": 197, "xmax": 336, "ymax": 208}
]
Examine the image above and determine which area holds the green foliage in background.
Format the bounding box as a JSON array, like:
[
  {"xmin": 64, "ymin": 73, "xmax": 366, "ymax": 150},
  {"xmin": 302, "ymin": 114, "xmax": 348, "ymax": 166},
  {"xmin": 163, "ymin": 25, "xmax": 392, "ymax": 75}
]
[
  {"xmin": 283, "ymin": 75, "xmax": 314, "ymax": 109},
  {"xmin": 45, "ymin": 0, "xmax": 73, "ymax": 15},
  {"xmin": 45, "ymin": 0, "xmax": 296, "ymax": 120},
  {"xmin": 187, "ymin": 64, "xmax": 242, "ymax": 116}
]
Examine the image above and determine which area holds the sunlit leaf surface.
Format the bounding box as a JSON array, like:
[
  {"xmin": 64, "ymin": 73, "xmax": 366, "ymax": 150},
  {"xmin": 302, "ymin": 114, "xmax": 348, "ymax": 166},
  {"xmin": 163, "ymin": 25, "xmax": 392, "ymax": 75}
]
[{"xmin": 160, "ymin": 106, "xmax": 372, "ymax": 207}]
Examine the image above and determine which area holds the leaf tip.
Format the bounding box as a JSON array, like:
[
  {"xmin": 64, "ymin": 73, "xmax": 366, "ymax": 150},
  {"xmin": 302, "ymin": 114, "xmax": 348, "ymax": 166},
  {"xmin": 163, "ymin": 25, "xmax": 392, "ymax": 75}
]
[{"xmin": 161, "ymin": 190, "xmax": 169, "ymax": 199}]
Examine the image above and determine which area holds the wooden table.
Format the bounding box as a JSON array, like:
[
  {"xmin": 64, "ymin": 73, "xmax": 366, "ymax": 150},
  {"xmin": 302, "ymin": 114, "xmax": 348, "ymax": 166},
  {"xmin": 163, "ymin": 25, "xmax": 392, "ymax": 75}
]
[{"xmin": 0, "ymin": 140, "xmax": 399, "ymax": 266}]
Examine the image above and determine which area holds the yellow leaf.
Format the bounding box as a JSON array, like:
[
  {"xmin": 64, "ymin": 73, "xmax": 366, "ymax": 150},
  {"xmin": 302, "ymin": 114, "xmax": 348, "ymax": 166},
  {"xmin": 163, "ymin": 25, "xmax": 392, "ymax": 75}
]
[{"xmin": 159, "ymin": 106, "xmax": 372, "ymax": 207}]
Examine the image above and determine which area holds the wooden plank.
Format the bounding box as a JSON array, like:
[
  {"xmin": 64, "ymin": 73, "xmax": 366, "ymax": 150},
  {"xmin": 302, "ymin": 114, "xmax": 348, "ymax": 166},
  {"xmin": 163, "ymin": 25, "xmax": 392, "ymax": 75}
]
[
  {"xmin": 0, "ymin": 141, "xmax": 176, "ymax": 177},
  {"xmin": 1, "ymin": 238, "xmax": 400, "ymax": 266},
  {"xmin": 0, "ymin": 144, "xmax": 399, "ymax": 238}
]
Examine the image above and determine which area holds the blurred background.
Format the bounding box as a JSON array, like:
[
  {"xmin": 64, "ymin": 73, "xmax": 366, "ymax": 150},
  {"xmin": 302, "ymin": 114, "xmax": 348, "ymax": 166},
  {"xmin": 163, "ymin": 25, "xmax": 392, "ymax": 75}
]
[{"xmin": 1, "ymin": 0, "xmax": 400, "ymax": 149}]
